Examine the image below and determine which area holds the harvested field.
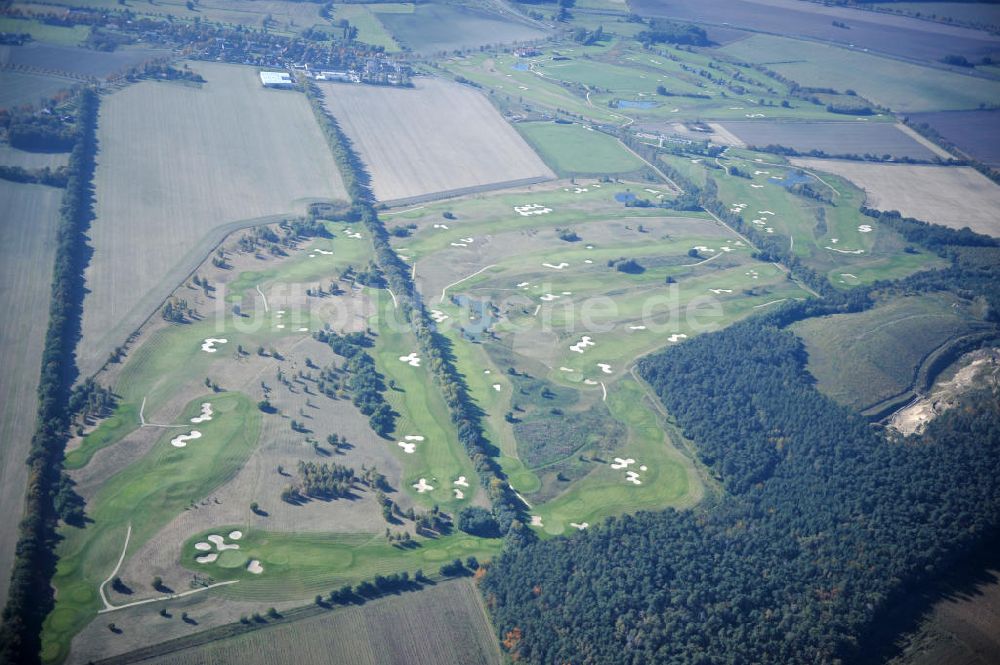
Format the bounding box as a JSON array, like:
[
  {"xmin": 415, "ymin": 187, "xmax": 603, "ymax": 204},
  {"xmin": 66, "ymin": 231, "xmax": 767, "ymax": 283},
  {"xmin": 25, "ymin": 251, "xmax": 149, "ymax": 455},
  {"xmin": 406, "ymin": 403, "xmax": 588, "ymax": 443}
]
[
  {"xmin": 720, "ymin": 34, "xmax": 1000, "ymax": 113},
  {"xmin": 78, "ymin": 61, "xmax": 347, "ymax": 378},
  {"xmin": 0, "ymin": 43, "xmax": 168, "ymax": 79},
  {"xmin": 319, "ymin": 77, "xmax": 554, "ymax": 204},
  {"xmin": 908, "ymin": 110, "xmax": 1000, "ymax": 166},
  {"xmin": 374, "ymin": 3, "xmax": 545, "ymax": 54},
  {"xmin": 720, "ymin": 121, "xmax": 942, "ymax": 160},
  {"xmin": 0, "ymin": 144, "xmax": 69, "ymax": 168},
  {"xmin": 0, "ymin": 180, "xmax": 61, "ymax": 605},
  {"xmin": 107, "ymin": 580, "xmax": 501, "ymax": 665},
  {"xmin": 631, "ymin": 0, "xmax": 1000, "ymax": 63},
  {"xmin": 0, "ymin": 70, "xmax": 77, "ymax": 110},
  {"xmin": 789, "ymin": 158, "xmax": 1000, "ymax": 236}
]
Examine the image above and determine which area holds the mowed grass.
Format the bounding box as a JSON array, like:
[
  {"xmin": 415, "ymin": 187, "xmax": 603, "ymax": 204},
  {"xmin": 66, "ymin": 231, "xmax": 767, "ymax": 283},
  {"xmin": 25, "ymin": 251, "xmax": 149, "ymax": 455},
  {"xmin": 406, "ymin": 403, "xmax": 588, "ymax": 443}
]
[
  {"xmin": 720, "ymin": 34, "xmax": 1000, "ymax": 112},
  {"xmin": 0, "ymin": 181, "xmax": 61, "ymax": 603},
  {"xmin": 43, "ymin": 393, "xmax": 261, "ymax": 664},
  {"xmin": 138, "ymin": 579, "xmax": 501, "ymax": 665},
  {"xmin": 371, "ymin": 298, "xmax": 480, "ymax": 509},
  {"xmin": 532, "ymin": 378, "xmax": 699, "ymax": 536},
  {"xmin": 80, "ymin": 60, "xmax": 347, "ymax": 378},
  {"xmin": 792, "ymin": 293, "xmax": 990, "ymax": 411},
  {"xmin": 0, "ymin": 17, "xmax": 88, "ymax": 45},
  {"xmin": 180, "ymin": 528, "xmax": 500, "ymax": 600},
  {"xmin": 334, "ymin": 4, "xmax": 400, "ymax": 51},
  {"xmin": 517, "ymin": 122, "xmax": 645, "ymax": 175}
]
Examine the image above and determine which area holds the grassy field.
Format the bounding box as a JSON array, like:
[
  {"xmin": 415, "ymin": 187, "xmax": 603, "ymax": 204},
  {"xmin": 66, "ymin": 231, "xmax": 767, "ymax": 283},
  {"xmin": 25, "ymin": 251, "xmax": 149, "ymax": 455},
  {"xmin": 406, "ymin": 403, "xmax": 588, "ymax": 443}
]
[
  {"xmin": 0, "ymin": 70, "xmax": 76, "ymax": 110},
  {"xmin": 320, "ymin": 77, "xmax": 553, "ymax": 204},
  {"xmin": 0, "ymin": 17, "xmax": 88, "ymax": 45},
  {"xmin": 333, "ymin": 4, "xmax": 400, "ymax": 52},
  {"xmin": 43, "ymin": 393, "xmax": 261, "ymax": 664},
  {"xmin": 130, "ymin": 579, "xmax": 501, "ymax": 665},
  {"xmin": 792, "ymin": 293, "xmax": 990, "ymax": 411},
  {"xmin": 0, "ymin": 181, "xmax": 61, "ymax": 605},
  {"xmin": 79, "ymin": 61, "xmax": 347, "ymax": 379},
  {"xmin": 373, "ymin": 3, "xmax": 546, "ymax": 54},
  {"xmin": 517, "ymin": 122, "xmax": 645, "ymax": 175},
  {"xmin": 720, "ymin": 34, "xmax": 1000, "ymax": 112}
]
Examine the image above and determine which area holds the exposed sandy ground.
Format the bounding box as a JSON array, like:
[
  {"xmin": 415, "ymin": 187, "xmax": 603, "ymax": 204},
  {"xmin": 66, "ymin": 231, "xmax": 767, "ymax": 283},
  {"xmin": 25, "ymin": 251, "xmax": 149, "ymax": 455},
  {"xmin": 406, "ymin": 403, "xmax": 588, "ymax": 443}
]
[
  {"xmin": 78, "ymin": 61, "xmax": 347, "ymax": 379},
  {"xmin": 790, "ymin": 159, "xmax": 1000, "ymax": 236},
  {"xmin": 319, "ymin": 77, "xmax": 554, "ymax": 204},
  {"xmin": 0, "ymin": 181, "xmax": 61, "ymax": 603}
]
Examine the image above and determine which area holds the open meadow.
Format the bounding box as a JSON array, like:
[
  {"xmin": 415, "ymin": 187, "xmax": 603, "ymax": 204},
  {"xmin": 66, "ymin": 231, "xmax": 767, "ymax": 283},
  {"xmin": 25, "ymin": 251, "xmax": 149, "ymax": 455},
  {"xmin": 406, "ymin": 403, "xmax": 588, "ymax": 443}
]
[
  {"xmin": 319, "ymin": 77, "xmax": 554, "ymax": 204},
  {"xmin": 789, "ymin": 159, "xmax": 1000, "ymax": 236},
  {"xmin": 517, "ymin": 122, "xmax": 646, "ymax": 176},
  {"xmin": 373, "ymin": 3, "xmax": 546, "ymax": 54},
  {"xmin": 78, "ymin": 61, "xmax": 347, "ymax": 378},
  {"xmin": 0, "ymin": 180, "xmax": 62, "ymax": 606}
]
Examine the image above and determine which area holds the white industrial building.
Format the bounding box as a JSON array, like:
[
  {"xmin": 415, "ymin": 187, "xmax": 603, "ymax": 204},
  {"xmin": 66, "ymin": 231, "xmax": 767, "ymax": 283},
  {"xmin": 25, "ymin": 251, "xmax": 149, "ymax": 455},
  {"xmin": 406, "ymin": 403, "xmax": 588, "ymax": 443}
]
[{"xmin": 259, "ymin": 71, "xmax": 293, "ymax": 88}]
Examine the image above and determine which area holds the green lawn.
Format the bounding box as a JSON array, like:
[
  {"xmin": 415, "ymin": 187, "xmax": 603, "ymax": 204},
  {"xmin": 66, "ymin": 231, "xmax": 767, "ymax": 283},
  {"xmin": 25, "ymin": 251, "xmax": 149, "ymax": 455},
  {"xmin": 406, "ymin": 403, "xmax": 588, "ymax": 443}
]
[
  {"xmin": 518, "ymin": 122, "xmax": 645, "ymax": 175},
  {"xmin": 43, "ymin": 393, "xmax": 260, "ymax": 664},
  {"xmin": 335, "ymin": 5, "xmax": 401, "ymax": 52},
  {"xmin": 0, "ymin": 18, "xmax": 88, "ymax": 46}
]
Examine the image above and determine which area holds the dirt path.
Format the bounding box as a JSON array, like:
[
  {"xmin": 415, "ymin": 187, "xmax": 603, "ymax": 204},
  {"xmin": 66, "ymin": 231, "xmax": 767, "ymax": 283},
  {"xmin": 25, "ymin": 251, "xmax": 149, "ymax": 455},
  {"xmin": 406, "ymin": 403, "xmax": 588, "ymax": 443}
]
[
  {"xmin": 99, "ymin": 524, "xmax": 133, "ymax": 611},
  {"xmin": 255, "ymin": 284, "xmax": 269, "ymax": 313},
  {"xmin": 439, "ymin": 264, "xmax": 498, "ymax": 303}
]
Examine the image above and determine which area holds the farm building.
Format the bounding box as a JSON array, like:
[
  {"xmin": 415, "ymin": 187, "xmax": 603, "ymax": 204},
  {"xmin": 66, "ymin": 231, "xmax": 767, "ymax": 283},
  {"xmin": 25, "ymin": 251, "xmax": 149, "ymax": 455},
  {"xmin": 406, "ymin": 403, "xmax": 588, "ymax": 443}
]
[{"xmin": 259, "ymin": 71, "xmax": 293, "ymax": 88}]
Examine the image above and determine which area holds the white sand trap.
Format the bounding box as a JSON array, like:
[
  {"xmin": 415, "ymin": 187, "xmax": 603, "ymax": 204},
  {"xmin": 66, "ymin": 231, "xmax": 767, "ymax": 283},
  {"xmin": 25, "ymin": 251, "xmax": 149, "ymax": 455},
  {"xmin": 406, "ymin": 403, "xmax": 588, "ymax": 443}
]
[
  {"xmin": 450, "ymin": 242, "xmax": 468, "ymax": 248},
  {"xmin": 190, "ymin": 402, "xmax": 213, "ymax": 424},
  {"xmin": 750, "ymin": 184, "xmax": 764, "ymax": 188},
  {"xmin": 405, "ymin": 435, "xmax": 425, "ymax": 442},
  {"xmin": 559, "ymin": 366, "xmax": 574, "ymax": 372},
  {"xmin": 570, "ymin": 522, "xmax": 589, "ymax": 530},
  {"xmin": 298, "ymin": 327, "xmax": 309, "ymax": 332},
  {"xmin": 195, "ymin": 553, "xmax": 218, "ymax": 564},
  {"xmin": 570, "ymin": 336, "xmax": 594, "ymax": 353},
  {"xmin": 194, "ymin": 542, "xmax": 212, "ymax": 551},
  {"xmin": 493, "ymin": 384, "xmax": 502, "ymax": 391},
  {"xmin": 858, "ymin": 225, "xmax": 873, "ymax": 233},
  {"xmin": 543, "ymin": 262, "xmax": 569, "ymax": 270},
  {"xmin": 247, "ymin": 560, "xmax": 264, "ymax": 574},
  {"xmin": 584, "ymin": 379, "xmax": 598, "ymax": 385},
  {"xmin": 433, "ymin": 223, "xmax": 449, "ymax": 229},
  {"xmin": 691, "ymin": 158, "xmax": 702, "ymax": 164},
  {"xmin": 729, "ymin": 106, "xmax": 744, "ymax": 110},
  {"xmin": 276, "ymin": 324, "xmax": 285, "ymax": 329},
  {"xmin": 597, "ymin": 363, "xmax": 613, "ymax": 374},
  {"xmin": 347, "ymin": 232, "xmax": 362, "ymax": 239},
  {"xmin": 484, "ymin": 369, "xmax": 491, "ymax": 374},
  {"xmin": 398, "ymin": 441, "xmax": 416, "ymax": 453},
  {"xmin": 640, "ymin": 465, "xmax": 648, "ymax": 471},
  {"xmin": 540, "ymin": 293, "xmax": 560, "ymax": 301},
  {"xmin": 709, "ymin": 288, "xmax": 733, "ymax": 295},
  {"xmin": 277, "ymin": 310, "xmax": 285, "ymax": 314},
  {"xmin": 831, "ymin": 238, "xmax": 839, "ymax": 243},
  {"xmin": 611, "ymin": 457, "xmax": 636, "ymax": 470},
  {"xmin": 430, "ymin": 309, "xmax": 449, "ymax": 323},
  {"xmin": 584, "ymin": 259, "xmax": 593, "ymax": 264},
  {"xmin": 752, "ymin": 220, "xmax": 766, "ymax": 226},
  {"xmin": 229, "ymin": 531, "xmax": 243, "ymax": 540},
  {"xmin": 720, "ymin": 246, "xmax": 734, "ymax": 253},
  {"xmin": 530, "ymin": 515, "xmax": 544, "ymax": 527},
  {"xmin": 398, "ymin": 352, "xmax": 421, "ymax": 367},
  {"xmin": 515, "ymin": 203, "xmax": 552, "ymax": 216},
  {"xmin": 573, "ymin": 187, "xmax": 588, "ymax": 193},
  {"xmin": 746, "ymin": 113, "xmax": 765, "ymax": 118},
  {"xmin": 309, "ymin": 254, "xmax": 316, "ymax": 258},
  {"xmin": 208, "ymin": 534, "xmax": 240, "ymax": 551},
  {"xmin": 759, "ymin": 211, "xmax": 775, "ymax": 215},
  {"xmin": 561, "ymin": 291, "xmax": 572, "ymax": 295},
  {"xmin": 314, "ymin": 248, "xmax": 333, "ymax": 255},
  {"xmin": 516, "ymin": 281, "xmax": 530, "ymax": 287},
  {"xmin": 170, "ymin": 431, "xmax": 202, "ymax": 448},
  {"xmin": 413, "ymin": 478, "xmax": 434, "ymax": 493},
  {"xmin": 454, "ymin": 476, "xmax": 470, "ymax": 488},
  {"xmin": 585, "ymin": 245, "xmax": 594, "ymax": 249},
  {"xmin": 765, "ymin": 227, "xmax": 774, "ymax": 233},
  {"xmin": 460, "ymin": 237, "xmax": 474, "ymax": 243},
  {"xmin": 629, "ymin": 325, "xmax": 647, "ymax": 330},
  {"xmin": 644, "ymin": 188, "xmax": 660, "ymax": 195},
  {"xmin": 667, "ymin": 333, "xmax": 688, "ymax": 343},
  {"xmin": 625, "ymin": 471, "xmax": 642, "ymax": 485},
  {"xmin": 201, "ymin": 338, "xmax": 228, "ymax": 353},
  {"xmin": 840, "ymin": 273, "xmax": 858, "ymax": 279},
  {"xmin": 453, "ymin": 489, "xmax": 465, "ymax": 499},
  {"xmin": 826, "ymin": 246, "xmax": 865, "ymax": 254}
]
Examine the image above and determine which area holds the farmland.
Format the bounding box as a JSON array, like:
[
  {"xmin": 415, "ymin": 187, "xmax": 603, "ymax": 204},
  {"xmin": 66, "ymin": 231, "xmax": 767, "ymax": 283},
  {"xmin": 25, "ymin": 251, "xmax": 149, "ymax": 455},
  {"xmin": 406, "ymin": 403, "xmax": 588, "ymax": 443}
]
[
  {"xmin": 0, "ymin": 43, "xmax": 170, "ymax": 80},
  {"xmin": 789, "ymin": 158, "xmax": 1000, "ymax": 236},
  {"xmin": 79, "ymin": 61, "xmax": 347, "ymax": 378},
  {"xmin": 908, "ymin": 110, "xmax": 1000, "ymax": 166},
  {"xmin": 108, "ymin": 580, "xmax": 501, "ymax": 665},
  {"xmin": 0, "ymin": 70, "xmax": 77, "ymax": 111},
  {"xmin": 720, "ymin": 34, "xmax": 1000, "ymax": 113},
  {"xmin": 719, "ymin": 121, "xmax": 945, "ymax": 160},
  {"xmin": 319, "ymin": 77, "xmax": 553, "ymax": 204},
  {"xmin": 517, "ymin": 122, "xmax": 646, "ymax": 176},
  {"xmin": 373, "ymin": 3, "xmax": 546, "ymax": 54},
  {"xmin": 792, "ymin": 293, "xmax": 992, "ymax": 413},
  {"xmin": 0, "ymin": 180, "xmax": 62, "ymax": 607}
]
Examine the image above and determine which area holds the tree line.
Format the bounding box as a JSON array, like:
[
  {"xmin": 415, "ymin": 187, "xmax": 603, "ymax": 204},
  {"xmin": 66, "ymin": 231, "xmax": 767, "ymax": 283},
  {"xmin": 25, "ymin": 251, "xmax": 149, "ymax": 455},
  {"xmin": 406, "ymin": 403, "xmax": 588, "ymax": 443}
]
[{"xmin": 0, "ymin": 88, "xmax": 99, "ymax": 665}]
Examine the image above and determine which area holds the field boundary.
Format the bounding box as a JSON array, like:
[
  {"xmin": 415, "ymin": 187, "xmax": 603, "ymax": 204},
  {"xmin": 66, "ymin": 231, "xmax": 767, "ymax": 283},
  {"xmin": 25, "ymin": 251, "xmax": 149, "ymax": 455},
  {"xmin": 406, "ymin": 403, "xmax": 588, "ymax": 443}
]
[{"xmin": 379, "ymin": 175, "xmax": 554, "ymax": 208}]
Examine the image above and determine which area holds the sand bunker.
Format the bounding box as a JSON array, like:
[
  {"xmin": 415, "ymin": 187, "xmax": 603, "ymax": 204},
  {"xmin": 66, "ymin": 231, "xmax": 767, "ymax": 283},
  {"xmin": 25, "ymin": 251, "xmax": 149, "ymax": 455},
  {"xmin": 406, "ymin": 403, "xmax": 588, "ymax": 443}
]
[
  {"xmin": 195, "ymin": 553, "xmax": 218, "ymax": 564},
  {"xmin": 625, "ymin": 470, "xmax": 642, "ymax": 485},
  {"xmin": 584, "ymin": 379, "xmax": 598, "ymax": 385},
  {"xmin": 194, "ymin": 542, "xmax": 212, "ymax": 551},
  {"xmin": 667, "ymin": 333, "xmax": 687, "ymax": 343},
  {"xmin": 430, "ymin": 309, "xmax": 449, "ymax": 323},
  {"xmin": 276, "ymin": 324, "xmax": 285, "ymax": 329},
  {"xmin": 405, "ymin": 435, "xmax": 425, "ymax": 441},
  {"xmin": 584, "ymin": 259, "xmax": 593, "ymax": 264},
  {"xmin": 825, "ymin": 246, "xmax": 865, "ymax": 255},
  {"xmin": 433, "ymin": 223, "xmax": 449, "ymax": 229},
  {"xmin": 570, "ymin": 522, "xmax": 589, "ymax": 530},
  {"xmin": 570, "ymin": 336, "xmax": 594, "ymax": 353},
  {"xmin": 858, "ymin": 225, "xmax": 873, "ymax": 233},
  {"xmin": 543, "ymin": 262, "xmax": 569, "ymax": 270},
  {"xmin": 190, "ymin": 402, "xmax": 214, "ymax": 424},
  {"xmin": 559, "ymin": 366, "xmax": 575, "ymax": 372},
  {"xmin": 759, "ymin": 211, "xmax": 775, "ymax": 216},
  {"xmin": 345, "ymin": 231, "xmax": 362, "ymax": 239},
  {"xmin": 516, "ymin": 281, "xmax": 530, "ymax": 288},
  {"xmin": 454, "ymin": 476, "xmax": 469, "ymax": 488},
  {"xmin": 413, "ymin": 478, "xmax": 434, "ymax": 493},
  {"xmin": 640, "ymin": 465, "xmax": 648, "ymax": 471},
  {"xmin": 314, "ymin": 248, "xmax": 333, "ymax": 255},
  {"xmin": 611, "ymin": 457, "xmax": 636, "ymax": 470},
  {"xmin": 201, "ymin": 338, "xmax": 228, "ymax": 353},
  {"xmin": 398, "ymin": 441, "xmax": 416, "ymax": 454},
  {"xmin": 765, "ymin": 227, "xmax": 774, "ymax": 233},
  {"xmin": 530, "ymin": 515, "xmax": 544, "ymax": 527},
  {"xmin": 460, "ymin": 237, "xmax": 474, "ymax": 243},
  {"xmin": 751, "ymin": 184, "xmax": 764, "ymax": 188},
  {"xmin": 208, "ymin": 534, "xmax": 240, "ymax": 551},
  {"xmin": 453, "ymin": 489, "xmax": 465, "ymax": 499},
  {"xmin": 597, "ymin": 363, "xmax": 613, "ymax": 374},
  {"xmin": 629, "ymin": 325, "xmax": 647, "ymax": 330},
  {"xmin": 515, "ymin": 203, "xmax": 552, "ymax": 216},
  {"xmin": 493, "ymin": 384, "xmax": 502, "ymax": 391},
  {"xmin": 709, "ymin": 288, "xmax": 733, "ymax": 295},
  {"xmin": 247, "ymin": 560, "xmax": 264, "ymax": 574},
  {"xmin": 298, "ymin": 327, "xmax": 309, "ymax": 332},
  {"xmin": 540, "ymin": 293, "xmax": 560, "ymax": 301},
  {"xmin": 229, "ymin": 531, "xmax": 242, "ymax": 540},
  {"xmin": 170, "ymin": 431, "xmax": 202, "ymax": 448},
  {"xmin": 450, "ymin": 242, "xmax": 468, "ymax": 248},
  {"xmin": 399, "ymin": 352, "xmax": 421, "ymax": 367}
]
